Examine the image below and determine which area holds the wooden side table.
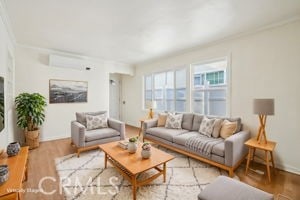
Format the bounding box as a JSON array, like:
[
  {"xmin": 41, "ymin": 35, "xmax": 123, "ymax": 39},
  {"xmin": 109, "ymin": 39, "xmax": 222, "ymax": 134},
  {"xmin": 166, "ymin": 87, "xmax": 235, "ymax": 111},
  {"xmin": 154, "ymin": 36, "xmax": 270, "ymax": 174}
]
[
  {"xmin": 245, "ymin": 138, "xmax": 276, "ymax": 182},
  {"xmin": 138, "ymin": 118, "xmax": 148, "ymax": 137},
  {"xmin": 0, "ymin": 147, "xmax": 29, "ymax": 200}
]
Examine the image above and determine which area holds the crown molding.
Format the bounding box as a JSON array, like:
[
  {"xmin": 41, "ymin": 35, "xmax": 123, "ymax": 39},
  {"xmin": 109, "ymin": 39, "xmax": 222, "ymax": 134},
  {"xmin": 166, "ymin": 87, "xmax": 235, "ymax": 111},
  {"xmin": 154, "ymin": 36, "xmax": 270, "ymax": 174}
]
[
  {"xmin": 0, "ymin": 0, "xmax": 16, "ymax": 45},
  {"xmin": 136, "ymin": 15, "xmax": 300, "ymax": 66},
  {"xmin": 16, "ymin": 43, "xmax": 133, "ymax": 68}
]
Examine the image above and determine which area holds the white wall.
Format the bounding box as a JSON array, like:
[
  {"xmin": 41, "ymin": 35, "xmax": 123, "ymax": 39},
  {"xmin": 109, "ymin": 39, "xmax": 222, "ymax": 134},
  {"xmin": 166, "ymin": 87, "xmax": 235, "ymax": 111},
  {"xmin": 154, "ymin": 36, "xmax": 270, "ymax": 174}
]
[
  {"xmin": 14, "ymin": 46, "xmax": 133, "ymax": 141},
  {"xmin": 0, "ymin": 8, "xmax": 15, "ymax": 150},
  {"xmin": 122, "ymin": 20, "xmax": 300, "ymax": 174}
]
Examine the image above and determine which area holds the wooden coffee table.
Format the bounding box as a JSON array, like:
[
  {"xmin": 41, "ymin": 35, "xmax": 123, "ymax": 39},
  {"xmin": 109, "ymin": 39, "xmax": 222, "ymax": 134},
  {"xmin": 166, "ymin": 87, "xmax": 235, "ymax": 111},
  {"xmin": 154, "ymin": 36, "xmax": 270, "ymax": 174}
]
[{"xmin": 99, "ymin": 141, "xmax": 174, "ymax": 200}]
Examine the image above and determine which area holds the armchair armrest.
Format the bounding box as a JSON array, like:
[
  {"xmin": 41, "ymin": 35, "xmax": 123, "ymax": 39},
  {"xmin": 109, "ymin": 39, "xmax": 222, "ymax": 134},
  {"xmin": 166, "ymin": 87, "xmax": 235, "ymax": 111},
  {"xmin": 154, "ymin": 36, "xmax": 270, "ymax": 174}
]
[
  {"xmin": 224, "ymin": 130, "xmax": 250, "ymax": 167},
  {"xmin": 108, "ymin": 118, "xmax": 125, "ymax": 140},
  {"xmin": 71, "ymin": 121, "xmax": 86, "ymax": 147},
  {"xmin": 143, "ymin": 119, "xmax": 158, "ymax": 137}
]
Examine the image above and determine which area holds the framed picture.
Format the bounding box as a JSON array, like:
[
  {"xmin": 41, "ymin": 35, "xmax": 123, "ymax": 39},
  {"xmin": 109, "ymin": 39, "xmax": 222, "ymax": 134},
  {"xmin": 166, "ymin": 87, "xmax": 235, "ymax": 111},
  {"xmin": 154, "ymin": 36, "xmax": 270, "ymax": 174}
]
[{"xmin": 49, "ymin": 79, "xmax": 88, "ymax": 103}]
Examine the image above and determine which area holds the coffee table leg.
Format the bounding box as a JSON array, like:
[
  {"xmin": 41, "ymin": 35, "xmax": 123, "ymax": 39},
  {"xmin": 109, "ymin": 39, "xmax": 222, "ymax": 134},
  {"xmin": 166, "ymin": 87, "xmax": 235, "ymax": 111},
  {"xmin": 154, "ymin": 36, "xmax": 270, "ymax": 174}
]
[
  {"xmin": 104, "ymin": 153, "xmax": 107, "ymax": 168},
  {"xmin": 132, "ymin": 174, "xmax": 137, "ymax": 200},
  {"xmin": 163, "ymin": 163, "xmax": 166, "ymax": 182}
]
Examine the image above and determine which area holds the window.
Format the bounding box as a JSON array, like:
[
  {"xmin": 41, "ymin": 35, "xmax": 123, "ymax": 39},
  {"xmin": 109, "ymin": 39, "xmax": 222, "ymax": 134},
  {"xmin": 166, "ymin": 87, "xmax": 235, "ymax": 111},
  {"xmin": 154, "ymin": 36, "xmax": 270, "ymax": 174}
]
[
  {"xmin": 192, "ymin": 59, "xmax": 227, "ymax": 116},
  {"xmin": 144, "ymin": 69, "xmax": 187, "ymax": 112}
]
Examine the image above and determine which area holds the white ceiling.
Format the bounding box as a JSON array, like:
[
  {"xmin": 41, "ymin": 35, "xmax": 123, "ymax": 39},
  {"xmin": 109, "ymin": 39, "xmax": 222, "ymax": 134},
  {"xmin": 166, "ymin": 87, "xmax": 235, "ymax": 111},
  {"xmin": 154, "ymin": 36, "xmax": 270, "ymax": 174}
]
[{"xmin": 4, "ymin": 0, "xmax": 300, "ymax": 65}]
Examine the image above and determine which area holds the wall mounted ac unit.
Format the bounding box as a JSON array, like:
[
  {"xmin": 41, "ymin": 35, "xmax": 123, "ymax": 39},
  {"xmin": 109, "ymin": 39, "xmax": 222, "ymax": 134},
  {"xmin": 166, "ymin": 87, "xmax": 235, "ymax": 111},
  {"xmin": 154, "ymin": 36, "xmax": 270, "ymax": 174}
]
[{"xmin": 49, "ymin": 54, "xmax": 91, "ymax": 70}]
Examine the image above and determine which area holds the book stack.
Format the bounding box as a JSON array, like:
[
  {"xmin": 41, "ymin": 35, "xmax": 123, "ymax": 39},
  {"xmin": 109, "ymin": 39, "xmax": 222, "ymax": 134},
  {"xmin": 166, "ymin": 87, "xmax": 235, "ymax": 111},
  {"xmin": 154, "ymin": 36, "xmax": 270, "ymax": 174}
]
[{"xmin": 118, "ymin": 140, "xmax": 129, "ymax": 149}]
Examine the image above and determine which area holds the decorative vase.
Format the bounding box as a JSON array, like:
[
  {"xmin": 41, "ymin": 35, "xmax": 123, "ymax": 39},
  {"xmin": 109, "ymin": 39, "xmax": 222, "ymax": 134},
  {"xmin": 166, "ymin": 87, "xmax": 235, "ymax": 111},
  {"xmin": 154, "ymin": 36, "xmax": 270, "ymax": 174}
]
[
  {"xmin": 141, "ymin": 149, "xmax": 151, "ymax": 159},
  {"xmin": 0, "ymin": 165, "xmax": 9, "ymax": 185},
  {"xmin": 6, "ymin": 142, "xmax": 20, "ymax": 157},
  {"xmin": 128, "ymin": 142, "xmax": 137, "ymax": 153}
]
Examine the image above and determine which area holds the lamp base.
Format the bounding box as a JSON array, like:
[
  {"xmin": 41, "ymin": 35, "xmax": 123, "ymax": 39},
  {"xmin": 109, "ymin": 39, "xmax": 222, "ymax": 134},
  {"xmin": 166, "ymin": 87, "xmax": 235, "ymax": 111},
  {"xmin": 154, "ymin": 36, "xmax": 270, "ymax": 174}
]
[
  {"xmin": 256, "ymin": 115, "xmax": 268, "ymax": 144},
  {"xmin": 148, "ymin": 108, "xmax": 154, "ymax": 119}
]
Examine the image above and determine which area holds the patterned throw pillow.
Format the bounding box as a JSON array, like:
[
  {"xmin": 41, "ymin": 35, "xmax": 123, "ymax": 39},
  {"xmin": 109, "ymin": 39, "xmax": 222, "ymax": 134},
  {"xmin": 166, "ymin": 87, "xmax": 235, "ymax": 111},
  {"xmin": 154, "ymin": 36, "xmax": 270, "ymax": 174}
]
[
  {"xmin": 86, "ymin": 114, "xmax": 108, "ymax": 130},
  {"xmin": 198, "ymin": 117, "xmax": 216, "ymax": 137},
  {"xmin": 165, "ymin": 113, "xmax": 183, "ymax": 129}
]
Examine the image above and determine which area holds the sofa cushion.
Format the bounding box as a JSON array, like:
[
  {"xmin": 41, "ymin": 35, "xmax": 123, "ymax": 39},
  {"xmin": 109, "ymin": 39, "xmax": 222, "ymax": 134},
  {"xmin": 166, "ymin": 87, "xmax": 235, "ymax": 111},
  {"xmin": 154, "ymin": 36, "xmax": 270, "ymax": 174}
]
[
  {"xmin": 192, "ymin": 114, "xmax": 204, "ymax": 131},
  {"xmin": 76, "ymin": 111, "xmax": 107, "ymax": 127},
  {"xmin": 181, "ymin": 113, "xmax": 194, "ymax": 130},
  {"xmin": 146, "ymin": 127, "xmax": 188, "ymax": 142},
  {"xmin": 165, "ymin": 113, "xmax": 183, "ymax": 129},
  {"xmin": 173, "ymin": 131, "xmax": 201, "ymax": 146},
  {"xmin": 198, "ymin": 176, "xmax": 274, "ymax": 200},
  {"xmin": 212, "ymin": 142, "xmax": 225, "ymax": 157},
  {"xmin": 199, "ymin": 117, "xmax": 216, "ymax": 137},
  {"xmin": 85, "ymin": 128, "xmax": 120, "ymax": 142},
  {"xmin": 86, "ymin": 114, "xmax": 108, "ymax": 130}
]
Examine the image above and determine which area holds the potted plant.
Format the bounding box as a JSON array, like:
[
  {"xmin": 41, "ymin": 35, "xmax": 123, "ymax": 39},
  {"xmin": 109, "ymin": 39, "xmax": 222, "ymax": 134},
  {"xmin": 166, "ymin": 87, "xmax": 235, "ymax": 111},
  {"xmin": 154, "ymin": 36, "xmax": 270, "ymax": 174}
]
[
  {"xmin": 15, "ymin": 93, "xmax": 47, "ymax": 149},
  {"xmin": 141, "ymin": 142, "xmax": 151, "ymax": 159},
  {"xmin": 128, "ymin": 136, "xmax": 139, "ymax": 153}
]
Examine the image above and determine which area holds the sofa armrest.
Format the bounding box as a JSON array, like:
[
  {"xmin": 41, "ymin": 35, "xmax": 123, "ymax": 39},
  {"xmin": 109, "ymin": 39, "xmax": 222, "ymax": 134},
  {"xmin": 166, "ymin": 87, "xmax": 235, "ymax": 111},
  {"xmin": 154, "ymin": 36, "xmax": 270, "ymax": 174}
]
[
  {"xmin": 143, "ymin": 119, "xmax": 158, "ymax": 137},
  {"xmin": 108, "ymin": 118, "xmax": 125, "ymax": 140},
  {"xmin": 224, "ymin": 130, "xmax": 250, "ymax": 167},
  {"xmin": 71, "ymin": 121, "xmax": 86, "ymax": 148}
]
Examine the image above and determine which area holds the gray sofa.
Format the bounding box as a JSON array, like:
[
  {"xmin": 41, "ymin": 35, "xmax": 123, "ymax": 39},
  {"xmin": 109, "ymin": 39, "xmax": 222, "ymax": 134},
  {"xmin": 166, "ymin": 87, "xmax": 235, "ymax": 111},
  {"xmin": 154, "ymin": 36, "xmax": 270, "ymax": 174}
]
[
  {"xmin": 71, "ymin": 111, "xmax": 125, "ymax": 157},
  {"xmin": 143, "ymin": 113, "xmax": 250, "ymax": 176}
]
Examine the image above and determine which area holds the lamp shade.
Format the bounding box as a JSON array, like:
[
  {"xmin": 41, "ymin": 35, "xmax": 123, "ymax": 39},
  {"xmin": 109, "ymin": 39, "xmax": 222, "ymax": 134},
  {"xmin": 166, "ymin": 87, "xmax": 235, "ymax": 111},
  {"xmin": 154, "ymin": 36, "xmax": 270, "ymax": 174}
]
[
  {"xmin": 151, "ymin": 101, "xmax": 157, "ymax": 109},
  {"xmin": 253, "ymin": 99, "xmax": 274, "ymax": 115}
]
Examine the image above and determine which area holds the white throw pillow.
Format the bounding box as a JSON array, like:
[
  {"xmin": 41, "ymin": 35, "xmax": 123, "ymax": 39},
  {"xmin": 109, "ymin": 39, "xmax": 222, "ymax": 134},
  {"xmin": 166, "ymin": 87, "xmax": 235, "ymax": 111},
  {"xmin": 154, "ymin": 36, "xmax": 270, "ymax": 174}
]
[
  {"xmin": 86, "ymin": 114, "xmax": 108, "ymax": 130},
  {"xmin": 199, "ymin": 117, "xmax": 216, "ymax": 137},
  {"xmin": 165, "ymin": 113, "xmax": 183, "ymax": 129}
]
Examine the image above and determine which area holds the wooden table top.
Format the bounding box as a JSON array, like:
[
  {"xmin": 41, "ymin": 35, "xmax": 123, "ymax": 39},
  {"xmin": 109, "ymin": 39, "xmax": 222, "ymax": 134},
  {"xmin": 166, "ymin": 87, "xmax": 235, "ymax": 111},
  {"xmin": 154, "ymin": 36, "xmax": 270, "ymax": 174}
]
[
  {"xmin": 0, "ymin": 146, "xmax": 29, "ymax": 197},
  {"xmin": 99, "ymin": 141, "xmax": 174, "ymax": 175},
  {"xmin": 245, "ymin": 138, "xmax": 276, "ymax": 151}
]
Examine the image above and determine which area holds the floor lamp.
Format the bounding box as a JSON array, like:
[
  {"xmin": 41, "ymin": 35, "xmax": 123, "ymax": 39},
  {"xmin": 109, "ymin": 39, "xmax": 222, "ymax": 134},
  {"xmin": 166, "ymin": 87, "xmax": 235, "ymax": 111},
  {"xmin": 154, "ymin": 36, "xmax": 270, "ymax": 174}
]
[{"xmin": 253, "ymin": 99, "xmax": 274, "ymax": 144}]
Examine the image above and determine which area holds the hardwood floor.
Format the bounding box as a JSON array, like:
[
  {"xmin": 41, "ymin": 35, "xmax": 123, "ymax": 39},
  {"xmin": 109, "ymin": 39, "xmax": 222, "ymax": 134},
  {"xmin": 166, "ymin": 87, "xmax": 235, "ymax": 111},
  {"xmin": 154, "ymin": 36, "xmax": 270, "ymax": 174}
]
[{"xmin": 23, "ymin": 125, "xmax": 300, "ymax": 200}]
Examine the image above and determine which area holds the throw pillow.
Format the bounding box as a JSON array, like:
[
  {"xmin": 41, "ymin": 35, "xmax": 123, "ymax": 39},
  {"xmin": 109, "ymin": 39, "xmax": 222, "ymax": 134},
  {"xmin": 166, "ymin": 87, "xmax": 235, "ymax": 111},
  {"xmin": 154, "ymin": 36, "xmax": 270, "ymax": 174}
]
[
  {"xmin": 198, "ymin": 117, "xmax": 215, "ymax": 137},
  {"xmin": 212, "ymin": 118, "xmax": 224, "ymax": 138},
  {"xmin": 220, "ymin": 120, "xmax": 238, "ymax": 139},
  {"xmin": 76, "ymin": 111, "xmax": 107, "ymax": 127},
  {"xmin": 86, "ymin": 114, "xmax": 108, "ymax": 130},
  {"xmin": 165, "ymin": 113, "xmax": 183, "ymax": 129},
  {"xmin": 157, "ymin": 113, "xmax": 168, "ymax": 127}
]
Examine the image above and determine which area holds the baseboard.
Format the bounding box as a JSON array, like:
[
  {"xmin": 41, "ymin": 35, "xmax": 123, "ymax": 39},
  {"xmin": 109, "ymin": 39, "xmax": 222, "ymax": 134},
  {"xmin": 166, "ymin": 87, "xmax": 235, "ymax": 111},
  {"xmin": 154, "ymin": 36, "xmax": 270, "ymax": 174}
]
[
  {"xmin": 275, "ymin": 163, "xmax": 300, "ymax": 175},
  {"xmin": 40, "ymin": 135, "xmax": 69, "ymax": 142}
]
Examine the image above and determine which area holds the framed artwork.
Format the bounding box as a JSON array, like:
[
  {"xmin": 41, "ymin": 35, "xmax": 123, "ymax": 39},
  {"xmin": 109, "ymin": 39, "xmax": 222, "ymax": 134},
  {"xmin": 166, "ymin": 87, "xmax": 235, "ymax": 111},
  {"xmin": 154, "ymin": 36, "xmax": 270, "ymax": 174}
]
[{"xmin": 49, "ymin": 79, "xmax": 88, "ymax": 103}]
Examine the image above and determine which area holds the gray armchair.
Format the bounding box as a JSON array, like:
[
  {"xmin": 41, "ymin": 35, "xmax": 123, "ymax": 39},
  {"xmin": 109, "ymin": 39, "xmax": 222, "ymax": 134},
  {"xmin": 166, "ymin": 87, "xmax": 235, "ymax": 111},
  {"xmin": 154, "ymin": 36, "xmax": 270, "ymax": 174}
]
[{"xmin": 71, "ymin": 111, "xmax": 125, "ymax": 157}]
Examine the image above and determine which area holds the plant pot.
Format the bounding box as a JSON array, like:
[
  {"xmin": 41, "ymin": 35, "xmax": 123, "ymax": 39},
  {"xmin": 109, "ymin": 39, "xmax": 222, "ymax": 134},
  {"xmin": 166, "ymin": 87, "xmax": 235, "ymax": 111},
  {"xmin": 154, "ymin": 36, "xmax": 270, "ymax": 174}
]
[
  {"xmin": 6, "ymin": 142, "xmax": 20, "ymax": 157},
  {"xmin": 141, "ymin": 149, "xmax": 151, "ymax": 159},
  {"xmin": 0, "ymin": 165, "xmax": 9, "ymax": 185},
  {"xmin": 25, "ymin": 130, "xmax": 40, "ymax": 149},
  {"xmin": 128, "ymin": 142, "xmax": 137, "ymax": 153}
]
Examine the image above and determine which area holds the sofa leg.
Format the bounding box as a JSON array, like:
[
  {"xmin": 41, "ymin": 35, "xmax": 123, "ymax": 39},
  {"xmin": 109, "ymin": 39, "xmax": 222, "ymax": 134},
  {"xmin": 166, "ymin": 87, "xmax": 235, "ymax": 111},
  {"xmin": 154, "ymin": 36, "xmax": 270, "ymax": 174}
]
[{"xmin": 229, "ymin": 169, "xmax": 234, "ymax": 177}]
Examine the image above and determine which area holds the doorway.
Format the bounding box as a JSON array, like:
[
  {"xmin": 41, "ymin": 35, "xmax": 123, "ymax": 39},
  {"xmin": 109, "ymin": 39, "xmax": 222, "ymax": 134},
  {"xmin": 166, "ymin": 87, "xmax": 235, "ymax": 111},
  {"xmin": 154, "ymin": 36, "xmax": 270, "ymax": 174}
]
[{"xmin": 109, "ymin": 73, "xmax": 121, "ymax": 120}]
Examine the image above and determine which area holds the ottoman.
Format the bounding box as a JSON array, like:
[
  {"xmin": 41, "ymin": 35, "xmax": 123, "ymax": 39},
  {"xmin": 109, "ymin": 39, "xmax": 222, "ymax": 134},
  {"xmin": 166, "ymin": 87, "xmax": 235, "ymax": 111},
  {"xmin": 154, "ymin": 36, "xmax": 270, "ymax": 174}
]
[{"xmin": 198, "ymin": 176, "xmax": 274, "ymax": 200}]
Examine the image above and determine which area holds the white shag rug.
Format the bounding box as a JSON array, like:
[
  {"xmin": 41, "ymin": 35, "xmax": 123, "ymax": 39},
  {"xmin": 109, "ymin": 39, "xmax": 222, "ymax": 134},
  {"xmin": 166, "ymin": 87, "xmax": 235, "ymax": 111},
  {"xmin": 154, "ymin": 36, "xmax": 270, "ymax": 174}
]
[{"xmin": 55, "ymin": 146, "xmax": 239, "ymax": 200}]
